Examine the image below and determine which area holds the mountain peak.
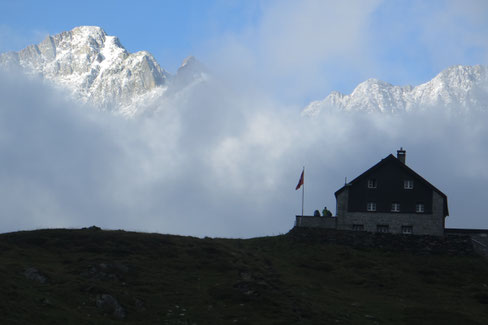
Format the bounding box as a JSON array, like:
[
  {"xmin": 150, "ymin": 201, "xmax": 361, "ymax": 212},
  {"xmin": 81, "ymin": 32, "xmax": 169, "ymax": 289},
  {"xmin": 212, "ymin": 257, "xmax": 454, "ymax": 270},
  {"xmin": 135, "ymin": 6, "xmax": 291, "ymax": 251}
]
[
  {"xmin": 0, "ymin": 26, "xmax": 208, "ymax": 117},
  {"xmin": 61, "ymin": 26, "xmax": 109, "ymax": 50},
  {"xmin": 180, "ymin": 55, "xmax": 197, "ymax": 69},
  {"xmin": 169, "ymin": 55, "xmax": 207, "ymax": 91},
  {"xmin": 71, "ymin": 25, "xmax": 107, "ymax": 37},
  {"xmin": 0, "ymin": 26, "xmax": 170, "ymax": 115},
  {"xmin": 303, "ymin": 64, "xmax": 488, "ymax": 115}
]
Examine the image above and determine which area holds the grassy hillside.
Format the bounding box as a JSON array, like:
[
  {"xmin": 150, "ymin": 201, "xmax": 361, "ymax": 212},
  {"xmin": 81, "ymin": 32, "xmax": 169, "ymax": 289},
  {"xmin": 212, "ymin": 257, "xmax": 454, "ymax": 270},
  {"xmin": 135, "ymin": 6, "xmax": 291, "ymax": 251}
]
[{"xmin": 1, "ymin": 227, "xmax": 487, "ymax": 324}]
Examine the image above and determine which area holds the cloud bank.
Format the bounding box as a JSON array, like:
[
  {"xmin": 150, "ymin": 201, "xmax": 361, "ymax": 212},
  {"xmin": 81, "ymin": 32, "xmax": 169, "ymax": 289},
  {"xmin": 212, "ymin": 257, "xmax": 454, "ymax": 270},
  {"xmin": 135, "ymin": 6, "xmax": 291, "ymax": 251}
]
[
  {"xmin": 202, "ymin": 0, "xmax": 488, "ymax": 102},
  {"xmin": 1, "ymin": 69, "xmax": 488, "ymax": 237}
]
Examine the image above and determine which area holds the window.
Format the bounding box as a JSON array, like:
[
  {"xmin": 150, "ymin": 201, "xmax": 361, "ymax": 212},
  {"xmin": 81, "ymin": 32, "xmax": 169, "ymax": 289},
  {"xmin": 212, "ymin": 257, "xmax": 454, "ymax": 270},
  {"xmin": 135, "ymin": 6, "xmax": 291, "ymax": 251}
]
[
  {"xmin": 368, "ymin": 179, "xmax": 377, "ymax": 188},
  {"xmin": 415, "ymin": 203, "xmax": 425, "ymax": 213},
  {"xmin": 367, "ymin": 202, "xmax": 376, "ymax": 211},
  {"xmin": 352, "ymin": 224, "xmax": 364, "ymax": 231},
  {"xmin": 404, "ymin": 180, "xmax": 414, "ymax": 189},
  {"xmin": 391, "ymin": 202, "xmax": 400, "ymax": 212},
  {"xmin": 377, "ymin": 225, "xmax": 389, "ymax": 233},
  {"xmin": 402, "ymin": 226, "xmax": 413, "ymax": 234}
]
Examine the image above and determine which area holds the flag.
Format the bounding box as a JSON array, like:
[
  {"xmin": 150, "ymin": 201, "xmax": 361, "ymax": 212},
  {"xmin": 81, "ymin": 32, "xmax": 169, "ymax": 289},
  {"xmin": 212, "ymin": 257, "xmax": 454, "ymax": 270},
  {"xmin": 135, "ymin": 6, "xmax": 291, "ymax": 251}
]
[{"xmin": 295, "ymin": 169, "xmax": 304, "ymax": 190}]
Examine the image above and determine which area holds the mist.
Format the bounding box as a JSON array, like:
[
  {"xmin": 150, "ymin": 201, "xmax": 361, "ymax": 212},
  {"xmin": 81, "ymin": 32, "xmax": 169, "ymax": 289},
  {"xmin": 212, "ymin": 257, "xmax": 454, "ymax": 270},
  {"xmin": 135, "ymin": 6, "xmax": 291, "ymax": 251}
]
[{"xmin": 1, "ymin": 68, "xmax": 487, "ymax": 237}]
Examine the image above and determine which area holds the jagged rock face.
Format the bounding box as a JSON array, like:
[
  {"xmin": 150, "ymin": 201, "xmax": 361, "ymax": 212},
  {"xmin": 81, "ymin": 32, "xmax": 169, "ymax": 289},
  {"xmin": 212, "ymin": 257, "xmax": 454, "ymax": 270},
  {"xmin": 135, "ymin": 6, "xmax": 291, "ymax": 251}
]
[
  {"xmin": 303, "ymin": 65, "xmax": 488, "ymax": 115},
  {"xmin": 169, "ymin": 55, "xmax": 207, "ymax": 90},
  {"xmin": 0, "ymin": 26, "xmax": 170, "ymax": 113}
]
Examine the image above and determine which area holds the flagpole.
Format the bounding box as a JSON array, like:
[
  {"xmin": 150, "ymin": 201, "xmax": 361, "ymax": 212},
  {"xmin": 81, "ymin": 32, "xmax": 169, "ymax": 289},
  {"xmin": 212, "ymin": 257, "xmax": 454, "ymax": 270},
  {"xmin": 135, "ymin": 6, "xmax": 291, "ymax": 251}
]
[{"xmin": 301, "ymin": 166, "xmax": 305, "ymax": 217}]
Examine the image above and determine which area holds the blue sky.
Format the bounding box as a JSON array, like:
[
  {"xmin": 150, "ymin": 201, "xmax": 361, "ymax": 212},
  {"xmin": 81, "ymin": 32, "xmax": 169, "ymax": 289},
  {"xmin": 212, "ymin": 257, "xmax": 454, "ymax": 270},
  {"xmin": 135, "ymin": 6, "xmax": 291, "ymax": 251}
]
[{"xmin": 1, "ymin": 0, "xmax": 487, "ymax": 104}]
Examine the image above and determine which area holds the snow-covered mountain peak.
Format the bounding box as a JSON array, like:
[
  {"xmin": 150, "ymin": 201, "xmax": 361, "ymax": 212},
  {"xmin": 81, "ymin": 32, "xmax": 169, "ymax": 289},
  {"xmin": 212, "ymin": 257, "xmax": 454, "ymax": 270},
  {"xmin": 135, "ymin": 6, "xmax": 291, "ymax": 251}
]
[
  {"xmin": 351, "ymin": 78, "xmax": 393, "ymax": 96},
  {"xmin": 425, "ymin": 65, "xmax": 486, "ymax": 94},
  {"xmin": 69, "ymin": 25, "xmax": 107, "ymax": 45},
  {"xmin": 303, "ymin": 64, "xmax": 488, "ymax": 115},
  {"xmin": 0, "ymin": 26, "xmax": 193, "ymax": 116},
  {"xmin": 180, "ymin": 55, "xmax": 197, "ymax": 69},
  {"xmin": 72, "ymin": 25, "xmax": 106, "ymax": 36},
  {"xmin": 167, "ymin": 55, "xmax": 208, "ymax": 92}
]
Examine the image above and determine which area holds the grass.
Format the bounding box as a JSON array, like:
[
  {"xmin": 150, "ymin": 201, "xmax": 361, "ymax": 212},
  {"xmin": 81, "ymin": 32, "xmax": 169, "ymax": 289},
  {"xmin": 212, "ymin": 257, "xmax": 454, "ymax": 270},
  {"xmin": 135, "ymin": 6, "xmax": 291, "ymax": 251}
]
[{"xmin": 1, "ymin": 227, "xmax": 487, "ymax": 324}]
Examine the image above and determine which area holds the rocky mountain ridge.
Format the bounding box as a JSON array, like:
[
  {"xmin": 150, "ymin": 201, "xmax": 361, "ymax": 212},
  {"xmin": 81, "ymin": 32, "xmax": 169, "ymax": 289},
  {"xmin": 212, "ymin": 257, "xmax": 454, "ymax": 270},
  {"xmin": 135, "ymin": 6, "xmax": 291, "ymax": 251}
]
[
  {"xmin": 2, "ymin": 27, "xmax": 486, "ymax": 117},
  {"xmin": 0, "ymin": 26, "xmax": 205, "ymax": 116},
  {"xmin": 303, "ymin": 64, "xmax": 488, "ymax": 115}
]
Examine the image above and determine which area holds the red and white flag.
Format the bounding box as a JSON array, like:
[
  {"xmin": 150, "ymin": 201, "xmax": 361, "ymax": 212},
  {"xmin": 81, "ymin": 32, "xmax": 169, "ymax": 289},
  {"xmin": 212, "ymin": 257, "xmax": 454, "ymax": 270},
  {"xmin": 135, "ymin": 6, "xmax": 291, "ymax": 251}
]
[{"xmin": 295, "ymin": 169, "xmax": 304, "ymax": 190}]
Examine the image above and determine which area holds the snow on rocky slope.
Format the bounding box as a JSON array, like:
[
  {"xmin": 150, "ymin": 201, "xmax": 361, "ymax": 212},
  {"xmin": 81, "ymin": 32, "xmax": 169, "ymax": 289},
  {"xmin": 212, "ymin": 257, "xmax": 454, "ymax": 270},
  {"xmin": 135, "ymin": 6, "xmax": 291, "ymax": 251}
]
[
  {"xmin": 0, "ymin": 26, "xmax": 205, "ymax": 116},
  {"xmin": 2, "ymin": 27, "xmax": 486, "ymax": 117},
  {"xmin": 303, "ymin": 65, "xmax": 488, "ymax": 115}
]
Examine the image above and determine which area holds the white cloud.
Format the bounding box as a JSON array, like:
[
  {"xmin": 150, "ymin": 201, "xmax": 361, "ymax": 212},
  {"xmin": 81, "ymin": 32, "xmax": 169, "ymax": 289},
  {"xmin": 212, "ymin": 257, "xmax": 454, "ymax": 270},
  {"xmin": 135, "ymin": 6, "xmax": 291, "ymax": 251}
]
[
  {"xmin": 203, "ymin": 0, "xmax": 382, "ymax": 103},
  {"xmin": 203, "ymin": 0, "xmax": 488, "ymax": 100},
  {"xmin": 1, "ymin": 69, "xmax": 488, "ymax": 237}
]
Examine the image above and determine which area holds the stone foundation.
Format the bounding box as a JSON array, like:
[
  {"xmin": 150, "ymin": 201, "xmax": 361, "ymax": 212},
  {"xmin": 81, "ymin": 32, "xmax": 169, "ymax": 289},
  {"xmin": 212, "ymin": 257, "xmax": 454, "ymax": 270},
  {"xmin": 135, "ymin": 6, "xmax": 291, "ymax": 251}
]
[{"xmin": 287, "ymin": 227, "xmax": 476, "ymax": 256}]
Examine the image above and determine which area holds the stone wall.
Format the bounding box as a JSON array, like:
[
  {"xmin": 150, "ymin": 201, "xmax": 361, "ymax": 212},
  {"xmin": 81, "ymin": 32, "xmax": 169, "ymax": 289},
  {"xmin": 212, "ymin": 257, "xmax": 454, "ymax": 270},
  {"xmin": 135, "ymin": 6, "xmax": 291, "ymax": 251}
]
[
  {"xmin": 445, "ymin": 229, "xmax": 488, "ymax": 257},
  {"xmin": 333, "ymin": 188, "xmax": 444, "ymax": 236},
  {"xmin": 287, "ymin": 227, "xmax": 476, "ymax": 256},
  {"xmin": 296, "ymin": 216, "xmax": 337, "ymax": 229},
  {"xmin": 335, "ymin": 188, "xmax": 348, "ymax": 217},
  {"xmin": 336, "ymin": 211, "xmax": 444, "ymax": 236}
]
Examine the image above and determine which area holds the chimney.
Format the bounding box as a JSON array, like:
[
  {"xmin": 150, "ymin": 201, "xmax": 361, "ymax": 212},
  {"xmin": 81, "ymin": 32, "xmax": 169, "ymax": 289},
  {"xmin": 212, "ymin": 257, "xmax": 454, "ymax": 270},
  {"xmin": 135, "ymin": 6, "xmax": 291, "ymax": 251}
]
[{"xmin": 397, "ymin": 147, "xmax": 406, "ymax": 164}]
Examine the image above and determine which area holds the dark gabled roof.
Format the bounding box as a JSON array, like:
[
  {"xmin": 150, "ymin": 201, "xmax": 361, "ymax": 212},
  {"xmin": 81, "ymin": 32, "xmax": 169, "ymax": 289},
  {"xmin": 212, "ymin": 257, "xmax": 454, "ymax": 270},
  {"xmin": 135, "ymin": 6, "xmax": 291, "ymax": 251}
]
[{"xmin": 335, "ymin": 154, "xmax": 449, "ymax": 216}]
